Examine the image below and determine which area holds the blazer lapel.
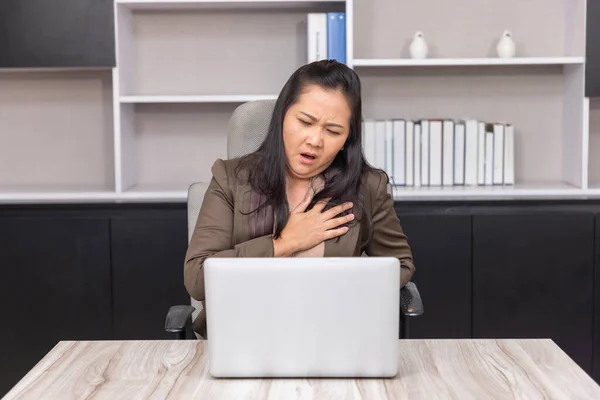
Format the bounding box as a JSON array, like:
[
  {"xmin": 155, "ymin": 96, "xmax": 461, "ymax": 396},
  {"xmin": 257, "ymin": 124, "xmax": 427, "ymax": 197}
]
[
  {"xmin": 320, "ymin": 167, "xmax": 361, "ymax": 257},
  {"xmin": 325, "ymin": 220, "xmax": 360, "ymax": 257},
  {"xmin": 236, "ymin": 180, "xmax": 277, "ymax": 243},
  {"xmin": 234, "ymin": 183, "xmax": 255, "ymax": 245}
]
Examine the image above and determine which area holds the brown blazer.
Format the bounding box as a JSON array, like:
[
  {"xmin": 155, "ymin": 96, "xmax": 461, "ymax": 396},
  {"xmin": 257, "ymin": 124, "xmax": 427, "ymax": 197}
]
[{"xmin": 184, "ymin": 158, "xmax": 415, "ymax": 336}]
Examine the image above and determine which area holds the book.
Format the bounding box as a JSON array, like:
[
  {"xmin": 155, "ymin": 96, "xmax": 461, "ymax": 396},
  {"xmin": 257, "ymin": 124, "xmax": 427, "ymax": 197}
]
[
  {"xmin": 307, "ymin": 13, "xmax": 327, "ymax": 63},
  {"xmin": 405, "ymin": 121, "xmax": 414, "ymax": 186},
  {"xmin": 392, "ymin": 119, "xmax": 406, "ymax": 186},
  {"xmin": 487, "ymin": 123, "xmax": 505, "ymax": 185},
  {"xmin": 429, "ymin": 120, "xmax": 443, "ymax": 186},
  {"xmin": 385, "ymin": 120, "xmax": 394, "ymax": 182},
  {"xmin": 463, "ymin": 119, "xmax": 479, "ymax": 186},
  {"xmin": 414, "ymin": 123, "xmax": 421, "ymax": 187},
  {"xmin": 477, "ymin": 122, "xmax": 486, "ymax": 185},
  {"xmin": 374, "ymin": 120, "xmax": 386, "ymax": 171},
  {"xmin": 327, "ymin": 13, "xmax": 346, "ymax": 64},
  {"xmin": 485, "ymin": 130, "xmax": 494, "ymax": 185},
  {"xmin": 442, "ymin": 120, "xmax": 454, "ymax": 186},
  {"xmin": 503, "ymin": 124, "xmax": 515, "ymax": 185},
  {"xmin": 454, "ymin": 123, "xmax": 465, "ymax": 185},
  {"xmin": 420, "ymin": 120, "xmax": 430, "ymax": 186},
  {"xmin": 363, "ymin": 120, "xmax": 376, "ymax": 168}
]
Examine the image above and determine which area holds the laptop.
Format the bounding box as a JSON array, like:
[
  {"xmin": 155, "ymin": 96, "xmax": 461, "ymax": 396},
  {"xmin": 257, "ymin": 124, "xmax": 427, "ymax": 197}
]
[{"xmin": 203, "ymin": 257, "xmax": 400, "ymax": 378}]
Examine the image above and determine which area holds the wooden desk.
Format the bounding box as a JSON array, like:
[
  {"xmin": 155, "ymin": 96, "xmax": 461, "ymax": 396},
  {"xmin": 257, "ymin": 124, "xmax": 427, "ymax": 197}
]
[{"xmin": 4, "ymin": 339, "xmax": 600, "ymax": 399}]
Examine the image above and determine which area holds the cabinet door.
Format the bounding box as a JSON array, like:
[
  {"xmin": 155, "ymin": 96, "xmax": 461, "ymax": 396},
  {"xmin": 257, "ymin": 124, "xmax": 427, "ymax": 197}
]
[
  {"xmin": 0, "ymin": 0, "xmax": 115, "ymax": 68},
  {"xmin": 111, "ymin": 211, "xmax": 190, "ymax": 340},
  {"xmin": 397, "ymin": 213, "xmax": 472, "ymax": 339},
  {"xmin": 0, "ymin": 216, "xmax": 112, "ymax": 397},
  {"xmin": 586, "ymin": 0, "xmax": 600, "ymax": 97},
  {"xmin": 473, "ymin": 212, "xmax": 594, "ymax": 374}
]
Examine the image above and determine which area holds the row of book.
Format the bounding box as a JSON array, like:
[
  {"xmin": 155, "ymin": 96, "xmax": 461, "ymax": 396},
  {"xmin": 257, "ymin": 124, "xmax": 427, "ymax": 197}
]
[
  {"xmin": 306, "ymin": 13, "xmax": 346, "ymax": 64},
  {"xmin": 361, "ymin": 118, "xmax": 515, "ymax": 187}
]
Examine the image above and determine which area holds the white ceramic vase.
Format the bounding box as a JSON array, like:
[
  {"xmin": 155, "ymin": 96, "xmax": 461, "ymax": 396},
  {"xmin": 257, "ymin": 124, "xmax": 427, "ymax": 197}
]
[
  {"xmin": 409, "ymin": 31, "xmax": 428, "ymax": 59},
  {"xmin": 496, "ymin": 30, "xmax": 516, "ymax": 58}
]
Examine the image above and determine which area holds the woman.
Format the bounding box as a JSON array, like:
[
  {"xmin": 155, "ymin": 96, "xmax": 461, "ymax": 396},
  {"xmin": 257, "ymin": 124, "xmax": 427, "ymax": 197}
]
[{"xmin": 184, "ymin": 60, "xmax": 414, "ymax": 337}]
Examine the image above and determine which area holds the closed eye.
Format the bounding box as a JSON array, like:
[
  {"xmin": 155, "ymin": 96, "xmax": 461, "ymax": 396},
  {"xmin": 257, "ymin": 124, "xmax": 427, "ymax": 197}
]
[{"xmin": 299, "ymin": 118, "xmax": 341, "ymax": 134}]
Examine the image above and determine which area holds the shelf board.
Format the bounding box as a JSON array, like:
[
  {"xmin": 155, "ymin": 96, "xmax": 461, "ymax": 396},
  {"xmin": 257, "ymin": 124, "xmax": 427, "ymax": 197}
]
[
  {"xmin": 118, "ymin": 191, "xmax": 188, "ymax": 201},
  {"xmin": 120, "ymin": 94, "xmax": 278, "ymax": 104},
  {"xmin": 391, "ymin": 182, "xmax": 587, "ymax": 201},
  {"xmin": 352, "ymin": 57, "xmax": 585, "ymax": 68},
  {"xmin": 118, "ymin": 183, "xmax": 190, "ymax": 201},
  {"xmin": 116, "ymin": 0, "xmax": 344, "ymax": 10},
  {"xmin": 0, "ymin": 67, "xmax": 113, "ymax": 74},
  {"xmin": 2, "ymin": 183, "xmax": 597, "ymax": 204},
  {"xmin": 0, "ymin": 189, "xmax": 187, "ymax": 204},
  {"xmin": 0, "ymin": 186, "xmax": 118, "ymax": 204}
]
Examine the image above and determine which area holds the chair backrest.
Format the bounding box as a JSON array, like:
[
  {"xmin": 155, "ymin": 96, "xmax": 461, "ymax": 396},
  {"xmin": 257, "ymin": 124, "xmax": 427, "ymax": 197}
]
[
  {"xmin": 187, "ymin": 99, "xmax": 276, "ymax": 240},
  {"xmin": 186, "ymin": 100, "xmax": 277, "ymax": 329},
  {"xmin": 227, "ymin": 99, "xmax": 276, "ymax": 158}
]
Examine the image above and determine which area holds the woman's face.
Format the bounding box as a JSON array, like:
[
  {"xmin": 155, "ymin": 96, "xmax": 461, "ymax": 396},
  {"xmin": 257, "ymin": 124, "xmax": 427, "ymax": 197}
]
[{"xmin": 282, "ymin": 84, "xmax": 351, "ymax": 181}]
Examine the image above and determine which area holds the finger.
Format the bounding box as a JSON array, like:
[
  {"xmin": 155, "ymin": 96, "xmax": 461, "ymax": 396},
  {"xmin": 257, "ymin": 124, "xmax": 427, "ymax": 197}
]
[
  {"xmin": 324, "ymin": 213, "xmax": 355, "ymax": 230},
  {"xmin": 322, "ymin": 201, "xmax": 353, "ymax": 220},
  {"xmin": 292, "ymin": 194, "xmax": 313, "ymax": 213},
  {"xmin": 312, "ymin": 197, "xmax": 332, "ymax": 213},
  {"xmin": 325, "ymin": 226, "xmax": 350, "ymax": 240}
]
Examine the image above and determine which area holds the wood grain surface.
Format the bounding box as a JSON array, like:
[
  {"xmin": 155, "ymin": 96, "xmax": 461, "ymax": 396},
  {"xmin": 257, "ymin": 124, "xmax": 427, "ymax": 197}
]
[{"xmin": 4, "ymin": 339, "xmax": 600, "ymax": 399}]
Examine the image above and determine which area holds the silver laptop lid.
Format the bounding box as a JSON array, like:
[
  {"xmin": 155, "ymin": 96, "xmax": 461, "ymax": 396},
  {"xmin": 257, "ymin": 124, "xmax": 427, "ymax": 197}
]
[{"xmin": 204, "ymin": 257, "xmax": 400, "ymax": 378}]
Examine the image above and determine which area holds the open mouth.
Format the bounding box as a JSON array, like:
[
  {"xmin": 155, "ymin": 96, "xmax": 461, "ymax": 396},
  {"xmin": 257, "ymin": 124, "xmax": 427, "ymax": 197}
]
[{"xmin": 300, "ymin": 153, "xmax": 317, "ymax": 164}]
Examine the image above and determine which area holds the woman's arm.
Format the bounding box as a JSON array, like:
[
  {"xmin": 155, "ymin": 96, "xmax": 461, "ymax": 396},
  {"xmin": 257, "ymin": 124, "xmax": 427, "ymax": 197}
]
[
  {"xmin": 184, "ymin": 159, "xmax": 275, "ymax": 302},
  {"xmin": 365, "ymin": 172, "xmax": 415, "ymax": 287}
]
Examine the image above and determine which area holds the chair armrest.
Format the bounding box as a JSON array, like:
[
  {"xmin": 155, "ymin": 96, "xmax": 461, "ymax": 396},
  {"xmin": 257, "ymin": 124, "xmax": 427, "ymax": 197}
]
[
  {"xmin": 165, "ymin": 305, "xmax": 195, "ymax": 338},
  {"xmin": 400, "ymin": 282, "xmax": 424, "ymax": 317}
]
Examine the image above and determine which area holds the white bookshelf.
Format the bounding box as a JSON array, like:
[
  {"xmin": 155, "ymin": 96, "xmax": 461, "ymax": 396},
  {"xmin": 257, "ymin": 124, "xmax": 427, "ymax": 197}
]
[
  {"xmin": 1, "ymin": 0, "xmax": 598, "ymax": 203},
  {"xmin": 354, "ymin": 0, "xmax": 589, "ymax": 201}
]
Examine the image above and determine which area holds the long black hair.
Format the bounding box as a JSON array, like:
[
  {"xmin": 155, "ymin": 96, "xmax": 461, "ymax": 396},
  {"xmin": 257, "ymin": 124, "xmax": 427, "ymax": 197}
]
[{"xmin": 236, "ymin": 59, "xmax": 383, "ymax": 238}]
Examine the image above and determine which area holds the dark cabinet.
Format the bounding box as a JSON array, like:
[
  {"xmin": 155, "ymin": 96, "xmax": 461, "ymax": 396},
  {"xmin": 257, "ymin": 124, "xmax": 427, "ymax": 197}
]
[
  {"xmin": 472, "ymin": 212, "xmax": 594, "ymax": 374},
  {"xmin": 0, "ymin": 215, "xmax": 112, "ymax": 396},
  {"xmin": 397, "ymin": 213, "xmax": 472, "ymax": 339},
  {"xmin": 586, "ymin": 0, "xmax": 600, "ymax": 97},
  {"xmin": 110, "ymin": 211, "xmax": 191, "ymax": 340},
  {"xmin": 5, "ymin": 202, "xmax": 600, "ymax": 395},
  {"xmin": 594, "ymin": 214, "xmax": 600, "ymax": 382},
  {"xmin": 0, "ymin": 0, "xmax": 115, "ymax": 68}
]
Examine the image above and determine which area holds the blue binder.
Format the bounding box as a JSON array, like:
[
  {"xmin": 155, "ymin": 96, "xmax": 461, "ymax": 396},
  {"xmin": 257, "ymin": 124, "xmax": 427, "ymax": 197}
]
[{"xmin": 327, "ymin": 12, "xmax": 346, "ymax": 64}]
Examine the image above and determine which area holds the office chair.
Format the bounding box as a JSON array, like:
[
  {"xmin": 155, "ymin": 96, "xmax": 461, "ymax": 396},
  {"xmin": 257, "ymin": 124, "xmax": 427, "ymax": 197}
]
[{"xmin": 165, "ymin": 99, "xmax": 424, "ymax": 340}]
